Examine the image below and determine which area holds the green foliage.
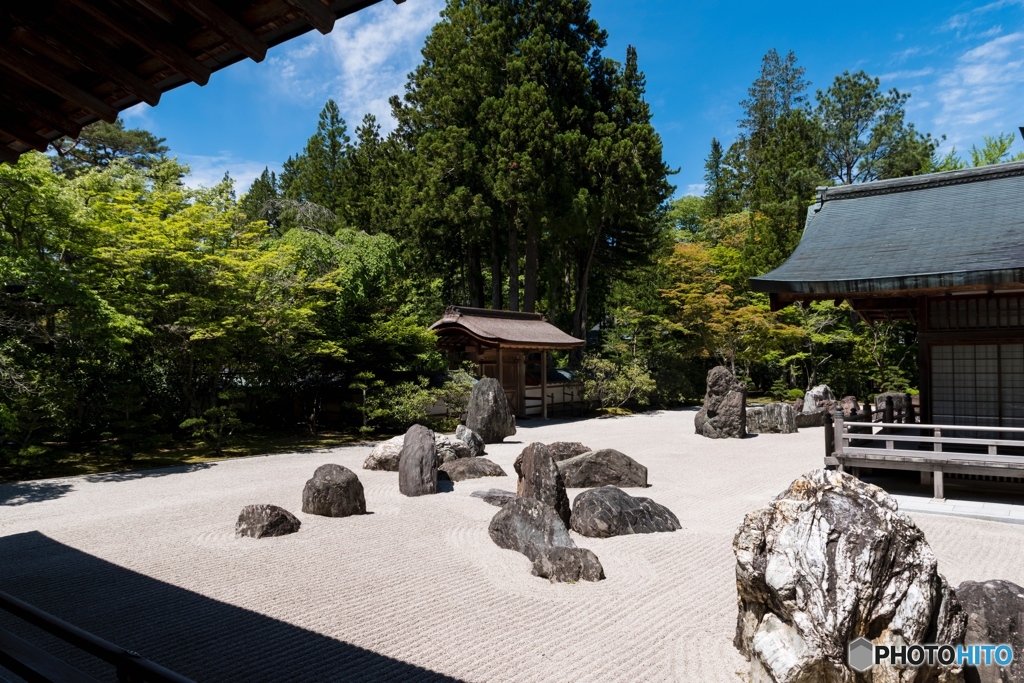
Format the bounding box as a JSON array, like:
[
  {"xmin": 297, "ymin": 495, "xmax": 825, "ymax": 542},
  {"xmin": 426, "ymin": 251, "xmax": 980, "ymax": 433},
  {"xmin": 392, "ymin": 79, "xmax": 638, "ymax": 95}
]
[
  {"xmin": 361, "ymin": 378, "xmax": 435, "ymax": 432},
  {"xmin": 580, "ymin": 354, "xmax": 656, "ymax": 410},
  {"xmin": 179, "ymin": 390, "xmax": 251, "ymax": 457},
  {"xmin": 50, "ymin": 119, "xmax": 170, "ymax": 178}
]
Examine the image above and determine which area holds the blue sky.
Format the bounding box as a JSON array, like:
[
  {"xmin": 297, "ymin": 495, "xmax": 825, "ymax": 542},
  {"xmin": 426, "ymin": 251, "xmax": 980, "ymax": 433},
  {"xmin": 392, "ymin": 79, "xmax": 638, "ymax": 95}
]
[{"xmin": 122, "ymin": 0, "xmax": 1024, "ymax": 196}]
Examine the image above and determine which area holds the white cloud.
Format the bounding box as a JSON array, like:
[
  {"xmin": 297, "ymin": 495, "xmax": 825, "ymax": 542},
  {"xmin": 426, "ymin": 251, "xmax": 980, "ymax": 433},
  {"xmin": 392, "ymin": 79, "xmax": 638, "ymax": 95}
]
[
  {"xmin": 685, "ymin": 183, "xmax": 706, "ymax": 197},
  {"xmin": 264, "ymin": 0, "xmax": 444, "ymax": 131},
  {"xmin": 878, "ymin": 67, "xmax": 934, "ymax": 81},
  {"xmin": 933, "ymin": 32, "xmax": 1024, "ymax": 145},
  {"xmin": 177, "ymin": 153, "xmax": 281, "ymax": 194}
]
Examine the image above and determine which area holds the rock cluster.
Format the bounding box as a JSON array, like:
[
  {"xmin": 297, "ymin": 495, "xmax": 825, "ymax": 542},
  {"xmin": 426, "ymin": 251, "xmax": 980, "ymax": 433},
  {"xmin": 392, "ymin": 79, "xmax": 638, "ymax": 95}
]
[
  {"xmin": 465, "ymin": 378, "xmax": 516, "ymax": 443},
  {"xmin": 399, "ymin": 424, "xmax": 438, "ymax": 497},
  {"xmin": 363, "ymin": 435, "xmax": 405, "ymax": 471},
  {"xmin": 694, "ymin": 366, "xmax": 747, "ymax": 438},
  {"xmin": 302, "ymin": 465, "xmax": 367, "ymax": 517},
  {"xmin": 570, "ymin": 487, "xmax": 679, "ymax": 538},
  {"xmin": 745, "ymin": 402, "xmax": 797, "ymax": 434},
  {"xmin": 546, "ymin": 441, "xmax": 591, "ymax": 462},
  {"xmin": 455, "ymin": 424, "xmax": 485, "ymax": 457},
  {"xmin": 514, "ymin": 443, "xmax": 572, "ymax": 528},
  {"xmin": 488, "ymin": 497, "xmax": 604, "ymax": 583},
  {"xmin": 733, "ymin": 469, "xmax": 965, "ymax": 682},
  {"xmin": 874, "ymin": 391, "xmax": 912, "ymax": 417},
  {"xmin": 235, "ymin": 504, "xmax": 301, "ymax": 538},
  {"xmin": 438, "ymin": 457, "xmax": 506, "ymax": 482},
  {"xmin": 364, "ymin": 428, "xmax": 480, "ymax": 471},
  {"xmin": 557, "ymin": 449, "xmax": 648, "ymax": 488}
]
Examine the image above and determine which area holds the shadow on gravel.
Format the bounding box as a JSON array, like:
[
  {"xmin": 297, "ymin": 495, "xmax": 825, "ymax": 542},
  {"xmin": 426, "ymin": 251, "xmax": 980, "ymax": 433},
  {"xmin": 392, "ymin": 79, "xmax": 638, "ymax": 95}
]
[
  {"xmin": 0, "ymin": 531, "xmax": 464, "ymax": 683},
  {"xmin": 0, "ymin": 481, "xmax": 74, "ymax": 506},
  {"xmin": 83, "ymin": 462, "xmax": 215, "ymax": 483}
]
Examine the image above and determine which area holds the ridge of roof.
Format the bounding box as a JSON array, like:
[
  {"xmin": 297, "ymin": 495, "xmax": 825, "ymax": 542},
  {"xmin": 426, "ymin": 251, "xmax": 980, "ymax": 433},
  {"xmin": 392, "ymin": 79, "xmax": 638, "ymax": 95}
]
[
  {"xmin": 816, "ymin": 160, "xmax": 1024, "ymax": 203},
  {"xmin": 443, "ymin": 306, "xmax": 546, "ymax": 322}
]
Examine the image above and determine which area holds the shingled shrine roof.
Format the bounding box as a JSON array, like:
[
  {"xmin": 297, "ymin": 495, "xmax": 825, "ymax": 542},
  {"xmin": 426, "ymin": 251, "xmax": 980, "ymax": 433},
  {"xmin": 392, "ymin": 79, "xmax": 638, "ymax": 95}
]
[
  {"xmin": 429, "ymin": 307, "xmax": 585, "ymax": 350},
  {"xmin": 750, "ymin": 161, "xmax": 1024, "ymax": 297}
]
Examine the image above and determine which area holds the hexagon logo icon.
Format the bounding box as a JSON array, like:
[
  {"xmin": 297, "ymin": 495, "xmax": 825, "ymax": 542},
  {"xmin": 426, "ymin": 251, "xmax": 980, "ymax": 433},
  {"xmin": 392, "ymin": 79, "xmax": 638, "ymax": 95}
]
[{"xmin": 848, "ymin": 638, "xmax": 875, "ymax": 672}]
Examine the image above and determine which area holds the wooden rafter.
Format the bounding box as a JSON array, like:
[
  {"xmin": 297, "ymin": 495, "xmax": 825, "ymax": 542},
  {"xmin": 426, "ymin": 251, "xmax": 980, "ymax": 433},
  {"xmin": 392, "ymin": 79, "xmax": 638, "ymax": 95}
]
[
  {"xmin": 167, "ymin": 0, "xmax": 268, "ymax": 63},
  {"xmin": 283, "ymin": 0, "xmax": 336, "ymax": 35},
  {"xmin": 0, "ymin": 46, "xmax": 117, "ymax": 122}
]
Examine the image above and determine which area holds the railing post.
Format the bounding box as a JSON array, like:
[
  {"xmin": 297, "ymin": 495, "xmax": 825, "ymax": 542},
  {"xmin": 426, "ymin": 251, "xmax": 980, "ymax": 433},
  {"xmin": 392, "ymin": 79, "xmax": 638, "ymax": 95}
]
[
  {"xmin": 934, "ymin": 427, "xmax": 942, "ymax": 453},
  {"xmin": 834, "ymin": 406, "xmax": 845, "ymax": 457},
  {"xmin": 824, "ymin": 409, "xmax": 834, "ymax": 460},
  {"xmin": 884, "ymin": 395, "xmax": 894, "ymax": 424}
]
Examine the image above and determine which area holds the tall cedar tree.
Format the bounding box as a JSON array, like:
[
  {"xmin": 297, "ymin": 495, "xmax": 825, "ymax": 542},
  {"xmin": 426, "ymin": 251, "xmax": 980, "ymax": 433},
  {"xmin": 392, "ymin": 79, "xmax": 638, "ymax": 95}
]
[{"xmin": 280, "ymin": 100, "xmax": 353, "ymax": 216}]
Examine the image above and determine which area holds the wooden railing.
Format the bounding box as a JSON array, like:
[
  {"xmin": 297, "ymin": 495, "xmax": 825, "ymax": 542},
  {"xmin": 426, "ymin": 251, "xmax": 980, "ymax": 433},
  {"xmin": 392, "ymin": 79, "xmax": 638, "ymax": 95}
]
[
  {"xmin": 828, "ymin": 407, "xmax": 1024, "ymax": 500},
  {"xmin": 0, "ymin": 589, "xmax": 195, "ymax": 683}
]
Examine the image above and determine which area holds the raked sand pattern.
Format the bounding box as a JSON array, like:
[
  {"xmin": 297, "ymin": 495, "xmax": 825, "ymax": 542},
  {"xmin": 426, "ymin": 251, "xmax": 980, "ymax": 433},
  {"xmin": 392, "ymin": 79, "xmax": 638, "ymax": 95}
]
[{"xmin": 2, "ymin": 408, "xmax": 1024, "ymax": 682}]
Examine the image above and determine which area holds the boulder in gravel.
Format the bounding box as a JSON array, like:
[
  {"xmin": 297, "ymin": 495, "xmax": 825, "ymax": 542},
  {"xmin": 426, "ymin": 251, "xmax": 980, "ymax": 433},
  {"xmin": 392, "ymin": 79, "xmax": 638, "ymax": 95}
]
[
  {"xmin": 557, "ymin": 449, "xmax": 648, "ymax": 488},
  {"xmin": 465, "ymin": 378, "xmax": 516, "ymax": 444},
  {"xmin": 745, "ymin": 402, "xmax": 798, "ymax": 434},
  {"xmin": 471, "ymin": 488, "xmax": 517, "ymax": 507},
  {"xmin": 840, "ymin": 395, "xmax": 860, "ymax": 417},
  {"xmin": 235, "ymin": 504, "xmax": 301, "ymax": 538},
  {"xmin": 546, "ymin": 441, "xmax": 592, "ymax": 462},
  {"xmin": 363, "ymin": 435, "xmax": 404, "ymax": 471},
  {"xmin": 801, "ymin": 384, "xmax": 835, "ymax": 414},
  {"xmin": 794, "ymin": 411, "xmax": 825, "ymax": 428},
  {"xmin": 435, "ymin": 434, "xmax": 473, "ymax": 464},
  {"xmin": 455, "ymin": 424, "xmax": 485, "ymax": 457},
  {"xmin": 438, "ymin": 457, "xmax": 506, "ymax": 482},
  {"xmin": 874, "ymin": 391, "xmax": 912, "ymax": 416},
  {"xmin": 957, "ymin": 579, "xmax": 1024, "ymax": 683},
  {"xmin": 793, "ymin": 397, "xmax": 805, "ymax": 413},
  {"xmin": 488, "ymin": 497, "xmax": 604, "ymax": 583},
  {"xmin": 399, "ymin": 424, "xmax": 438, "ymax": 497},
  {"xmin": 694, "ymin": 366, "xmax": 746, "ymax": 439},
  {"xmin": 302, "ymin": 465, "xmax": 367, "ymax": 517},
  {"xmin": 570, "ymin": 487, "xmax": 679, "ymax": 538},
  {"xmin": 734, "ymin": 469, "xmax": 965, "ymax": 682},
  {"xmin": 514, "ymin": 442, "xmax": 571, "ymax": 528}
]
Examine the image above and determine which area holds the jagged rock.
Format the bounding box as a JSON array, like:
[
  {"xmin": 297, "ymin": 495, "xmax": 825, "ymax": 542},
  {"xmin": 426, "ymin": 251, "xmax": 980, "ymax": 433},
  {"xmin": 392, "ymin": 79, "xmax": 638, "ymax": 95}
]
[
  {"xmin": 734, "ymin": 469, "xmax": 965, "ymax": 683},
  {"xmin": 471, "ymin": 488, "xmax": 517, "ymax": 507},
  {"xmin": 745, "ymin": 402, "xmax": 798, "ymax": 434},
  {"xmin": 465, "ymin": 378, "xmax": 516, "ymax": 443},
  {"xmin": 793, "ymin": 398, "xmax": 805, "ymax": 413},
  {"xmin": 801, "ymin": 384, "xmax": 835, "ymax": 413},
  {"xmin": 840, "ymin": 395, "xmax": 860, "ymax": 417},
  {"xmin": 455, "ymin": 424, "xmax": 485, "ymax": 457},
  {"xmin": 301, "ymin": 465, "xmax": 367, "ymax": 517},
  {"xmin": 488, "ymin": 497, "xmax": 604, "ymax": 583},
  {"xmin": 570, "ymin": 487, "xmax": 679, "ymax": 538},
  {"xmin": 557, "ymin": 449, "xmax": 648, "ymax": 488},
  {"xmin": 399, "ymin": 424, "xmax": 438, "ymax": 497},
  {"xmin": 514, "ymin": 443, "xmax": 571, "ymax": 528},
  {"xmin": 795, "ymin": 411, "xmax": 825, "ymax": 428},
  {"xmin": 546, "ymin": 441, "xmax": 592, "ymax": 462},
  {"xmin": 363, "ymin": 435, "xmax": 405, "ymax": 471},
  {"xmin": 235, "ymin": 504, "xmax": 301, "ymax": 538},
  {"xmin": 694, "ymin": 366, "xmax": 746, "ymax": 439},
  {"xmin": 957, "ymin": 580, "xmax": 1024, "ymax": 683},
  {"xmin": 438, "ymin": 457, "xmax": 506, "ymax": 482},
  {"xmin": 435, "ymin": 434, "xmax": 473, "ymax": 464}
]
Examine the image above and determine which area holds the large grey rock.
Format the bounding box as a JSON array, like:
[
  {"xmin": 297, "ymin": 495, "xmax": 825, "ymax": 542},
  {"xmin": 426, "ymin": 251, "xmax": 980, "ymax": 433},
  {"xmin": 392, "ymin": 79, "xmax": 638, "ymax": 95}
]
[
  {"xmin": 235, "ymin": 504, "xmax": 301, "ymax": 538},
  {"xmin": 435, "ymin": 434, "xmax": 473, "ymax": 464},
  {"xmin": 957, "ymin": 580, "xmax": 1024, "ymax": 683},
  {"xmin": 546, "ymin": 441, "xmax": 592, "ymax": 462},
  {"xmin": 514, "ymin": 443, "xmax": 571, "ymax": 528},
  {"xmin": 570, "ymin": 487, "xmax": 680, "ymax": 538},
  {"xmin": 399, "ymin": 424, "xmax": 438, "ymax": 497},
  {"xmin": 745, "ymin": 402, "xmax": 798, "ymax": 434},
  {"xmin": 301, "ymin": 465, "xmax": 367, "ymax": 517},
  {"xmin": 488, "ymin": 497, "xmax": 604, "ymax": 583},
  {"xmin": 795, "ymin": 411, "xmax": 825, "ymax": 428},
  {"xmin": 471, "ymin": 488, "xmax": 517, "ymax": 507},
  {"xmin": 363, "ymin": 435, "xmax": 405, "ymax": 471},
  {"xmin": 557, "ymin": 449, "xmax": 648, "ymax": 488},
  {"xmin": 840, "ymin": 395, "xmax": 860, "ymax": 418},
  {"xmin": 438, "ymin": 457, "xmax": 506, "ymax": 482},
  {"xmin": 465, "ymin": 378, "xmax": 516, "ymax": 444},
  {"xmin": 694, "ymin": 366, "xmax": 747, "ymax": 439},
  {"xmin": 455, "ymin": 424, "xmax": 485, "ymax": 457},
  {"xmin": 734, "ymin": 469, "xmax": 965, "ymax": 682},
  {"xmin": 801, "ymin": 384, "xmax": 835, "ymax": 414},
  {"xmin": 793, "ymin": 397, "xmax": 804, "ymax": 413}
]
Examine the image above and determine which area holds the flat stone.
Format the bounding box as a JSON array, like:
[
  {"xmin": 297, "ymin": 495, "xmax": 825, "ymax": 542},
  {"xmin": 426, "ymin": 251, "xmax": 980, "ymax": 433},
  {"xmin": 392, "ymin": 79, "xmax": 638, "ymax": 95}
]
[
  {"xmin": 514, "ymin": 443, "xmax": 571, "ymax": 528},
  {"xmin": 438, "ymin": 457, "xmax": 506, "ymax": 482},
  {"xmin": 235, "ymin": 504, "xmax": 301, "ymax": 538},
  {"xmin": 471, "ymin": 488, "xmax": 517, "ymax": 506},
  {"xmin": 399, "ymin": 424, "xmax": 438, "ymax": 497},
  {"xmin": 570, "ymin": 487, "xmax": 680, "ymax": 538},
  {"xmin": 557, "ymin": 449, "xmax": 648, "ymax": 488},
  {"xmin": 301, "ymin": 465, "xmax": 366, "ymax": 517},
  {"xmin": 746, "ymin": 402, "xmax": 798, "ymax": 434}
]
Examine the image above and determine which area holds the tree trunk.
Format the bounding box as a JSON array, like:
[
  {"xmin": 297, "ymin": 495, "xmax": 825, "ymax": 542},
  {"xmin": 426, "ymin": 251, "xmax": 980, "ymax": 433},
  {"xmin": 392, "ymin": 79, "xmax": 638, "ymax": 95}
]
[
  {"xmin": 490, "ymin": 225, "xmax": 502, "ymax": 309},
  {"xmin": 570, "ymin": 230, "xmax": 601, "ymax": 364},
  {"xmin": 523, "ymin": 217, "xmax": 539, "ymax": 313},
  {"xmin": 507, "ymin": 217, "xmax": 519, "ymax": 312},
  {"xmin": 467, "ymin": 241, "xmax": 484, "ymax": 308}
]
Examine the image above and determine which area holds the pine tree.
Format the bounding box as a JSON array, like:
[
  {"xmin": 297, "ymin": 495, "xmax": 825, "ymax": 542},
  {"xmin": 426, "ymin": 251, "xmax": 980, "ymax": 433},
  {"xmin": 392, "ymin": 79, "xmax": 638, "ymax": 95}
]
[{"xmin": 279, "ymin": 100, "xmax": 352, "ymax": 215}]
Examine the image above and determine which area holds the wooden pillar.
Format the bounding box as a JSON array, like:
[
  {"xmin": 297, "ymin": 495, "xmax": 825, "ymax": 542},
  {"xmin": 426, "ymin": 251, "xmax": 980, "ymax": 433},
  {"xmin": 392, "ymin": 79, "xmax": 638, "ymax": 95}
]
[
  {"xmin": 497, "ymin": 347, "xmax": 503, "ymax": 386},
  {"xmin": 517, "ymin": 352, "xmax": 526, "ymax": 417},
  {"xmin": 541, "ymin": 349, "xmax": 548, "ymax": 419}
]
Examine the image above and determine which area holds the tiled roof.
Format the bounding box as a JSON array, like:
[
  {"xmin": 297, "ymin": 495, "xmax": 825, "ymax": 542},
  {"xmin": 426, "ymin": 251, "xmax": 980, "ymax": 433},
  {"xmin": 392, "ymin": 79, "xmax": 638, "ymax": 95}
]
[
  {"xmin": 750, "ymin": 161, "xmax": 1024, "ymax": 295},
  {"xmin": 429, "ymin": 307, "xmax": 584, "ymax": 349}
]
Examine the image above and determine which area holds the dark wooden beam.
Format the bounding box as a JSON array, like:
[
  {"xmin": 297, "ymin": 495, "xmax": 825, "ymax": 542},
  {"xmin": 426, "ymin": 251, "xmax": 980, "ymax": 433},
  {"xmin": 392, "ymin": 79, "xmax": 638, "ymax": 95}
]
[
  {"xmin": 0, "ymin": 118, "xmax": 49, "ymax": 152},
  {"xmin": 0, "ymin": 144, "xmax": 21, "ymax": 164},
  {"xmin": 10, "ymin": 19, "xmax": 162, "ymax": 107},
  {"xmin": 0, "ymin": 46, "xmax": 118, "ymax": 122},
  {"xmin": 167, "ymin": 0, "xmax": 267, "ymax": 62},
  {"xmin": 0, "ymin": 79, "xmax": 83, "ymax": 138},
  {"xmin": 283, "ymin": 0, "xmax": 335, "ymax": 34},
  {"xmin": 66, "ymin": 0, "xmax": 212, "ymax": 86}
]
